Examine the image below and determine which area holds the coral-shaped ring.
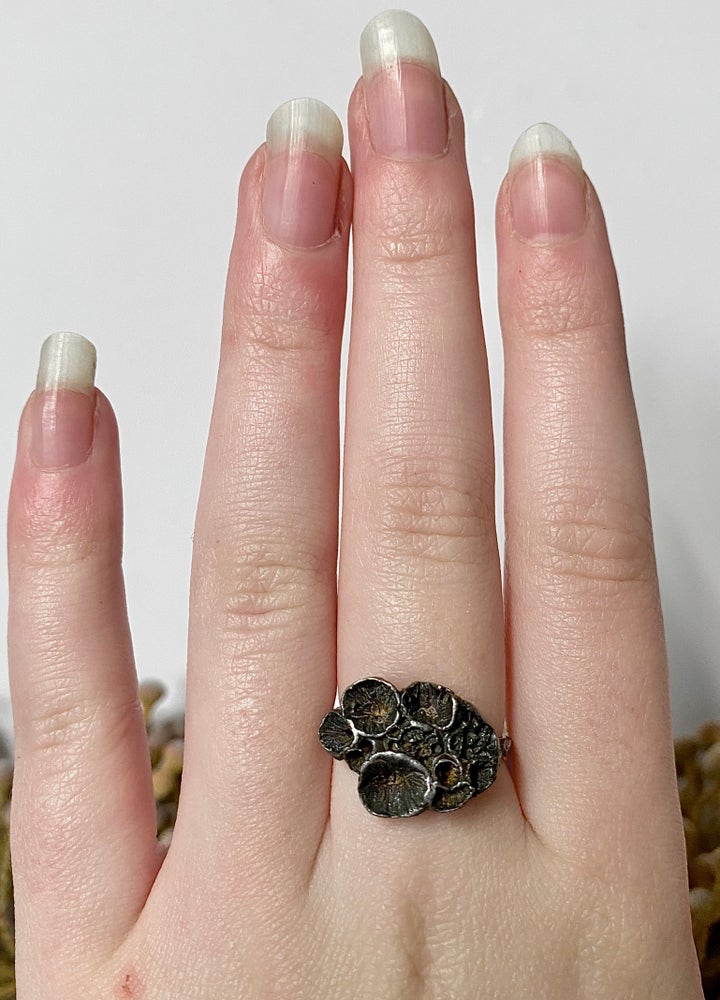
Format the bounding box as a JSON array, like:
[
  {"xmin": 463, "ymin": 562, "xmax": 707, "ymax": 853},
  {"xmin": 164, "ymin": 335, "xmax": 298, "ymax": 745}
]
[{"xmin": 318, "ymin": 678, "xmax": 511, "ymax": 818}]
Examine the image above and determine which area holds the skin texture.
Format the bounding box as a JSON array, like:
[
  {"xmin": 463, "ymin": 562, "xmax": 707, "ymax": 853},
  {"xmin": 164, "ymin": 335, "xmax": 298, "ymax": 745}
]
[{"xmin": 6, "ymin": 43, "xmax": 704, "ymax": 1000}]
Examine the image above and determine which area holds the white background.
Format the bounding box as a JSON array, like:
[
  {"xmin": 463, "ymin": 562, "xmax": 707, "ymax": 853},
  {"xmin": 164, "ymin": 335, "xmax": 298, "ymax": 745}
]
[{"xmin": 1, "ymin": 1, "xmax": 718, "ymax": 736}]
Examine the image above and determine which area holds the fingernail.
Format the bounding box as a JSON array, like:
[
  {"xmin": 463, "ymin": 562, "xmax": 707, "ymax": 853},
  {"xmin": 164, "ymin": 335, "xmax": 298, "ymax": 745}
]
[
  {"xmin": 32, "ymin": 332, "xmax": 97, "ymax": 469},
  {"xmin": 360, "ymin": 10, "xmax": 447, "ymax": 159},
  {"xmin": 263, "ymin": 98, "xmax": 344, "ymax": 248},
  {"xmin": 508, "ymin": 123, "xmax": 588, "ymax": 243}
]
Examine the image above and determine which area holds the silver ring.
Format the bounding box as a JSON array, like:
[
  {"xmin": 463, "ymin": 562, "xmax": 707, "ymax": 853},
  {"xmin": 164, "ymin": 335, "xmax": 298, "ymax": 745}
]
[{"xmin": 318, "ymin": 678, "xmax": 511, "ymax": 818}]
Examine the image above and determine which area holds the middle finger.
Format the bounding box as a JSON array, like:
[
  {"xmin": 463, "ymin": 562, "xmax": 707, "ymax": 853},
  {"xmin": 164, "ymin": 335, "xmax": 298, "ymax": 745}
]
[{"xmin": 338, "ymin": 13, "xmax": 505, "ymax": 770}]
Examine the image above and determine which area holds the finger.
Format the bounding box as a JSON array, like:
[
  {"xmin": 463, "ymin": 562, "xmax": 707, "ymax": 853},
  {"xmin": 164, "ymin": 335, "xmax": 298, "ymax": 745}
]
[
  {"xmin": 165, "ymin": 101, "xmax": 350, "ymax": 895},
  {"xmin": 7, "ymin": 334, "xmax": 160, "ymax": 979},
  {"xmin": 337, "ymin": 13, "xmax": 510, "ymax": 818},
  {"xmin": 497, "ymin": 125, "xmax": 682, "ymax": 862}
]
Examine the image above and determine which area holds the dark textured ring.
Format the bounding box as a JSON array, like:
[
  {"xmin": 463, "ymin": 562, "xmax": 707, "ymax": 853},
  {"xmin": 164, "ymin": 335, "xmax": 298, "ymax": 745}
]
[{"xmin": 318, "ymin": 678, "xmax": 511, "ymax": 818}]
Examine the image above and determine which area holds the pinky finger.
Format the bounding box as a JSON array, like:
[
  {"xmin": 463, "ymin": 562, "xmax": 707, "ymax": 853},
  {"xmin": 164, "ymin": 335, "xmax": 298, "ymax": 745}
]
[{"xmin": 7, "ymin": 333, "xmax": 161, "ymax": 986}]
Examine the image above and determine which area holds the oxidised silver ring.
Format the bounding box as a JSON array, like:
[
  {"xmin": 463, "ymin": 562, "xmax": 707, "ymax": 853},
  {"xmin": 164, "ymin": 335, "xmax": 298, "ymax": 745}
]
[{"xmin": 318, "ymin": 678, "xmax": 511, "ymax": 818}]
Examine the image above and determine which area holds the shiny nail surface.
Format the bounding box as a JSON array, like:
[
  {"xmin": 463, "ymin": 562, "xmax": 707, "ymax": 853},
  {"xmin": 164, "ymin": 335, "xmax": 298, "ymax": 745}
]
[
  {"xmin": 360, "ymin": 10, "xmax": 447, "ymax": 159},
  {"xmin": 32, "ymin": 331, "xmax": 97, "ymax": 469},
  {"xmin": 508, "ymin": 123, "xmax": 588, "ymax": 243},
  {"xmin": 263, "ymin": 97, "xmax": 343, "ymax": 248}
]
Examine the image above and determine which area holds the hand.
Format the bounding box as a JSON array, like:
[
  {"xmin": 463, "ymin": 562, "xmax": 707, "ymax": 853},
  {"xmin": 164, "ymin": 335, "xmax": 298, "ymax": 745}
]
[{"xmin": 6, "ymin": 10, "xmax": 703, "ymax": 999}]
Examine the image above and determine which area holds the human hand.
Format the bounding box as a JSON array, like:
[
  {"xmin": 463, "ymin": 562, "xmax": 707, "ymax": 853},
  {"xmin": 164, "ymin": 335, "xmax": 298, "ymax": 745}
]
[{"xmin": 6, "ymin": 10, "xmax": 703, "ymax": 998}]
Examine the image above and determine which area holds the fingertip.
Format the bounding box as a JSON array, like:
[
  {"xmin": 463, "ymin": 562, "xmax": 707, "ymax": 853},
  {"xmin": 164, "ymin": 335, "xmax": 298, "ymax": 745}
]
[
  {"xmin": 13, "ymin": 382, "xmax": 119, "ymax": 474},
  {"xmin": 9, "ymin": 384, "xmax": 123, "ymax": 559},
  {"xmin": 233, "ymin": 121, "xmax": 352, "ymax": 257},
  {"xmin": 496, "ymin": 125, "xmax": 605, "ymax": 248},
  {"xmin": 222, "ymin": 112, "xmax": 352, "ymax": 354},
  {"xmin": 495, "ymin": 149, "xmax": 605, "ymax": 243}
]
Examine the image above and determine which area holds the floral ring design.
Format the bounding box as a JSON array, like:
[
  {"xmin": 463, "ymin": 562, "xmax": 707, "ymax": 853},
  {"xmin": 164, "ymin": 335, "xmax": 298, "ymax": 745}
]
[{"xmin": 318, "ymin": 678, "xmax": 511, "ymax": 818}]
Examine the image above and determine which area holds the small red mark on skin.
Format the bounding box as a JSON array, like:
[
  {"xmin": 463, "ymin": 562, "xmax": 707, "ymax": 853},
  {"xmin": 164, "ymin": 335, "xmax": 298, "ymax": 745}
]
[{"xmin": 115, "ymin": 967, "xmax": 143, "ymax": 999}]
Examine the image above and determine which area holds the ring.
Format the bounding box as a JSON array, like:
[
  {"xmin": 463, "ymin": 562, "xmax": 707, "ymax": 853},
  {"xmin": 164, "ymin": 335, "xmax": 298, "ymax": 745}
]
[{"xmin": 318, "ymin": 678, "xmax": 511, "ymax": 818}]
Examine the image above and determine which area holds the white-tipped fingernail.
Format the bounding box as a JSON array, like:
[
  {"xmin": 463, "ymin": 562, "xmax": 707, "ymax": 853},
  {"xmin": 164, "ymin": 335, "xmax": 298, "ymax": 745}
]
[
  {"xmin": 360, "ymin": 9, "xmax": 440, "ymax": 77},
  {"xmin": 36, "ymin": 331, "xmax": 97, "ymax": 393},
  {"xmin": 263, "ymin": 98, "xmax": 343, "ymax": 247},
  {"xmin": 509, "ymin": 122, "xmax": 582, "ymax": 170},
  {"xmin": 266, "ymin": 97, "xmax": 343, "ymax": 164},
  {"xmin": 360, "ymin": 11, "xmax": 447, "ymax": 159},
  {"xmin": 508, "ymin": 122, "xmax": 588, "ymax": 243},
  {"xmin": 33, "ymin": 332, "xmax": 97, "ymax": 469}
]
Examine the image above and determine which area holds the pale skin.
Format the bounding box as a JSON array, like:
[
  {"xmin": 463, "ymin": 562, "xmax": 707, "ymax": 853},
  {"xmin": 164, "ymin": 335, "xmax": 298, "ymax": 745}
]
[{"xmin": 6, "ymin": 14, "xmax": 704, "ymax": 1000}]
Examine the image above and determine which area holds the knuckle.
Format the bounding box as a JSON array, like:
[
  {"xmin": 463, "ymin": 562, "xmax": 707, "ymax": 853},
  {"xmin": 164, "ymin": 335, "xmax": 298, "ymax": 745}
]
[
  {"xmin": 21, "ymin": 684, "xmax": 137, "ymax": 764},
  {"xmin": 226, "ymin": 257, "xmax": 327, "ymax": 356},
  {"xmin": 516, "ymin": 254, "xmax": 616, "ymax": 342},
  {"xmin": 530, "ymin": 484, "xmax": 656, "ymax": 598},
  {"xmin": 13, "ymin": 478, "xmax": 112, "ymax": 570},
  {"xmin": 371, "ymin": 450, "xmax": 495, "ymax": 568},
  {"xmin": 376, "ymin": 219, "xmax": 455, "ymax": 267},
  {"xmin": 16, "ymin": 691, "xmax": 143, "ymax": 888},
  {"xmin": 17, "ymin": 660, "xmax": 142, "ymax": 760},
  {"xmin": 213, "ymin": 538, "xmax": 331, "ymax": 639},
  {"xmin": 368, "ymin": 170, "xmax": 470, "ymax": 272},
  {"xmin": 25, "ymin": 696, "xmax": 99, "ymax": 759}
]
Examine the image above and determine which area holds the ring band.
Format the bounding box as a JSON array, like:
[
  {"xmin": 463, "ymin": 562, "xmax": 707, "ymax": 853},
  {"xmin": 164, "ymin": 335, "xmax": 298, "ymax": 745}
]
[{"xmin": 318, "ymin": 678, "xmax": 510, "ymax": 818}]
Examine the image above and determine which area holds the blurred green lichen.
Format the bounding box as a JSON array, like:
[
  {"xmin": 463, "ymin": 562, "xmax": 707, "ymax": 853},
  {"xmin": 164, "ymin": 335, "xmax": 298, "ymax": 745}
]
[
  {"xmin": 0, "ymin": 750, "xmax": 16, "ymax": 997},
  {"xmin": 678, "ymin": 721, "xmax": 720, "ymax": 998}
]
